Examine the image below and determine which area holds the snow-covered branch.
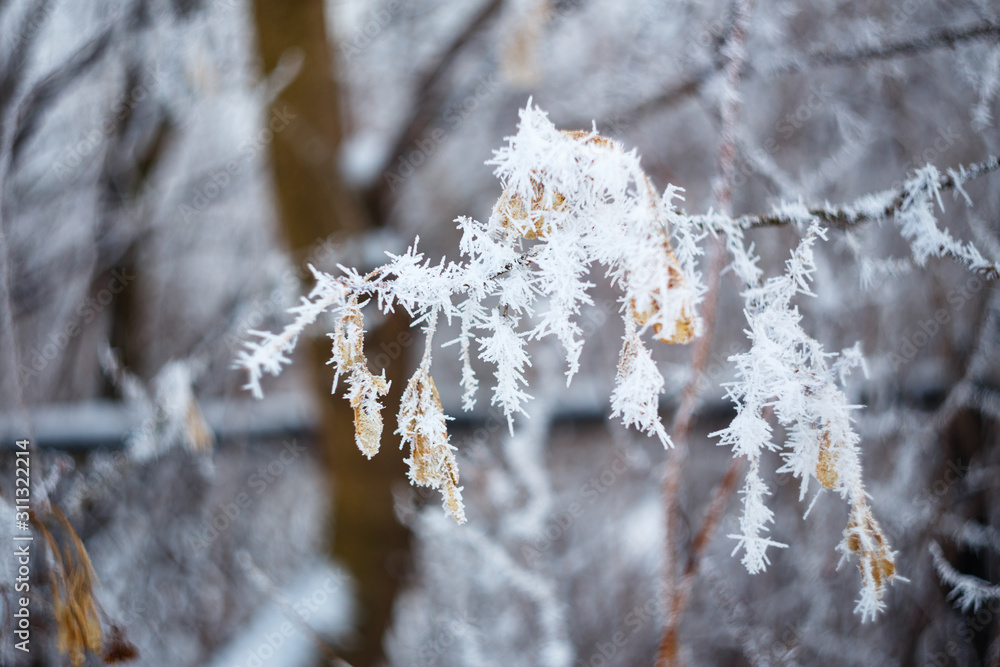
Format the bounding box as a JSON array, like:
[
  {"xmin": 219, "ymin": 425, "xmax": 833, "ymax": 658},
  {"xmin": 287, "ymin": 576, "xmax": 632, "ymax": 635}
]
[
  {"xmin": 711, "ymin": 225, "xmax": 898, "ymax": 621},
  {"xmin": 703, "ymin": 156, "xmax": 1000, "ymax": 278},
  {"xmin": 237, "ymin": 103, "xmax": 704, "ymax": 521},
  {"xmin": 234, "ymin": 266, "xmax": 348, "ymax": 400},
  {"xmin": 235, "ymin": 100, "xmax": 996, "ymax": 623},
  {"xmin": 931, "ymin": 540, "xmax": 1000, "ymax": 613}
]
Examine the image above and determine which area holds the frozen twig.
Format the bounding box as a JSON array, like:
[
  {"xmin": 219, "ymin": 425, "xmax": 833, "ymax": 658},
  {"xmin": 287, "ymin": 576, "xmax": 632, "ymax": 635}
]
[
  {"xmin": 238, "ymin": 106, "xmax": 704, "ymax": 521},
  {"xmin": 701, "ymin": 157, "xmax": 1000, "ymax": 278},
  {"xmin": 930, "ymin": 541, "xmax": 1000, "ymax": 613}
]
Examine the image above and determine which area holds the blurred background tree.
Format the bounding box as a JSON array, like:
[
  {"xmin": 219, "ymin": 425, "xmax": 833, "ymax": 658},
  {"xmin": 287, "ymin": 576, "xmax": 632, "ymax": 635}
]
[{"xmin": 1, "ymin": 0, "xmax": 999, "ymax": 666}]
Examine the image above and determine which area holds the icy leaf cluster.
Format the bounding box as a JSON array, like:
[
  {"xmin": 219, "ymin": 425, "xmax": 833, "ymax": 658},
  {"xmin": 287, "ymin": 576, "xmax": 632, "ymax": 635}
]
[
  {"xmin": 237, "ymin": 103, "xmax": 703, "ymax": 523},
  {"xmin": 237, "ymin": 102, "xmax": 995, "ymax": 621},
  {"xmin": 712, "ymin": 223, "xmax": 897, "ymax": 621}
]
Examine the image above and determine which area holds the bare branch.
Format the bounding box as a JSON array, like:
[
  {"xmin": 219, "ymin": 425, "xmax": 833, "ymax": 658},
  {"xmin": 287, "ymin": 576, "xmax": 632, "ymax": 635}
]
[
  {"xmin": 614, "ymin": 22, "xmax": 1000, "ymax": 130},
  {"xmin": 773, "ymin": 21, "xmax": 1000, "ymax": 74},
  {"xmin": 657, "ymin": 1, "xmax": 754, "ymax": 664},
  {"xmin": 601, "ymin": 67, "xmax": 711, "ymax": 132},
  {"xmin": 367, "ymin": 0, "xmax": 505, "ymax": 219}
]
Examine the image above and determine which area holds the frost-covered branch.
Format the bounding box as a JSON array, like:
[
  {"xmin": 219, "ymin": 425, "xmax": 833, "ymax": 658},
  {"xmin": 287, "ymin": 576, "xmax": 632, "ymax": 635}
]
[
  {"xmin": 712, "ymin": 225, "xmax": 898, "ymax": 621},
  {"xmin": 610, "ymin": 22, "xmax": 1000, "ymax": 132},
  {"xmin": 234, "ymin": 266, "xmax": 348, "ymax": 400},
  {"xmin": 706, "ymin": 156, "xmax": 1000, "ymax": 278},
  {"xmin": 732, "ymin": 156, "xmax": 999, "ymax": 229},
  {"xmin": 930, "ymin": 540, "xmax": 1000, "ymax": 613},
  {"xmin": 238, "ymin": 103, "xmax": 704, "ymax": 521},
  {"xmin": 941, "ymin": 513, "xmax": 1000, "ymax": 554},
  {"xmin": 235, "ymin": 97, "xmax": 994, "ymax": 625}
]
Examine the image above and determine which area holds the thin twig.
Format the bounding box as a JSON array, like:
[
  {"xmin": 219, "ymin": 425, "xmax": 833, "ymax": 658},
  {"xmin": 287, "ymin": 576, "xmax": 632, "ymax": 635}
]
[
  {"xmin": 658, "ymin": 238, "xmax": 725, "ymax": 667},
  {"xmin": 367, "ymin": 0, "xmax": 505, "ymax": 219},
  {"xmin": 656, "ymin": 2, "xmax": 754, "ymax": 665},
  {"xmin": 735, "ymin": 156, "xmax": 1000, "ymax": 230},
  {"xmin": 0, "ymin": 18, "xmax": 114, "ymax": 438},
  {"xmin": 726, "ymin": 156, "xmax": 1000, "ymax": 279},
  {"xmin": 613, "ymin": 21, "xmax": 1000, "ymax": 130},
  {"xmin": 602, "ymin": 69, "xmax": 712, "ymax": 132},
  {"xmin": 658, "ymin": 456, "xmax": 744, "ymax": 663},
  {"xmin": 773, "ymin": 21, "xmax": 1000, "ymax": 74}
]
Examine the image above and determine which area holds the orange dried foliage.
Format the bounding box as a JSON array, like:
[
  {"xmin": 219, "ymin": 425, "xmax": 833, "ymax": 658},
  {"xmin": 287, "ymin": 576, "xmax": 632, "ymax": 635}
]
[
  {"xmin": 845, "ymin": 505, "xmax": 896, "ymax": 591},
  {"xmin": 816, "ymin": 428, "xmax": 839, "ymax": 489},
  {"xmin": 399, "ymin": 369, "xmax": 465, "ymax": 523},
  {"xmin": 332, "ymin": 297, "xmax": 390, "ymax": 458},
  {"xmin": 629, "ymin": 242, "xmax": 695, "ymax": 344},
  {"xmin": 38, "ymin": 509, "xmax": 107, "ymax": 667},
  {"xmin": 496, "ymin": 173, "xmax": 566, "ymax": 240}
]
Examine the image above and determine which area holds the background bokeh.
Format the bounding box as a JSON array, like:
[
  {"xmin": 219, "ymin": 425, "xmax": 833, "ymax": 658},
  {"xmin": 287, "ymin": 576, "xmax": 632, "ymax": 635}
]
[{"xmin": 1, "ymin": 0, "xmax": 999, "ymax": 665}]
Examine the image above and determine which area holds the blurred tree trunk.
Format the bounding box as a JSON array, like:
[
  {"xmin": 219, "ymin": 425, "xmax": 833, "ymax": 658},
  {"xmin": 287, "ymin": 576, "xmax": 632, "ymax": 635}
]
[{"xmin": 251, "ymin": 2, "xmax": 411, "ymax": 664}]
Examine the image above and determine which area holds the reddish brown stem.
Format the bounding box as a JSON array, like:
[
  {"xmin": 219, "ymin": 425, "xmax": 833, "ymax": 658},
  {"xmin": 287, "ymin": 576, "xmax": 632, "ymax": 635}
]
[
  {"xmin": 657, "ymin": 456, "xmax": 744, "ymax": 666},
  {"xmin": 656, "ymin": 1, "xmax": 754, "ymax": 665},
  {"xmin": 656, "ymin": 235, "xmax": 728, "ymax": 667}
]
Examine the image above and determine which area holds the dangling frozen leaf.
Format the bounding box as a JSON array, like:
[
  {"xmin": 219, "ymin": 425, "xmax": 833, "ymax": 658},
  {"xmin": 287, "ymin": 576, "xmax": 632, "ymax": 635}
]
[
  {"xmin": 398, "ymin": 367, "xmax": 466, "ymax": 523},
  {"xmin": 329, "ymin": 297, "xmax": 390, "ymax": 458}
]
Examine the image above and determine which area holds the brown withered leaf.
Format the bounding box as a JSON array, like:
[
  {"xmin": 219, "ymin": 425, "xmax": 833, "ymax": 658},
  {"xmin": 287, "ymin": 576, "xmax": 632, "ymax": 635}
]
[
  {"xmin": 816, "ymin": 428, "xmax": 839, "ymax": 489},
  {"xmin": 38, "ymin": 508, "xmax": 105, "ymax": 667},
  {"xmin": 103, "ymin": 624, "xmax": 140, "ymax": 663},
  {"xmin": 398, "ymin": 368, "xmax": 466, "ymax": 523},
  {"xmin": 628, "ymin": 241, "xmax": 695, "ymax": 345},
  {"xmin": 332, "ymin": 297, "xmax": 390, "ymax": 458},
  {"xmin": 845, "ymin": 503, "xmax": 896, "ymax": 596}
]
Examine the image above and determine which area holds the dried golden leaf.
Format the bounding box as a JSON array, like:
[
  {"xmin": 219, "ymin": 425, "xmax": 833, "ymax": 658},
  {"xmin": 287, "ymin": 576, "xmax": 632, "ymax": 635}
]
[
  {"xmin": 398, "ymin": 369, "xmax": 466, "ymax": 523},
  {"xmin": 496, "ymin": 173, "xmax": 566, "ymax": 240},
  {"xmin": 844, "ymin": 503, "xmax": 897, "ymax": 605},
  {"xmin": 39, "ymin": 509, "xmax": 105, "ymax": 667},
  {"xmin": 628, "ymin": 241, "xmax": 695, "ymax": 345},
  {"xmin": 331, "ymin": 297, "xmax": 391, "ymax": 458},
  {"xmin": 816, "ymin": 428, "xmax": 839, "ymax": 489}
]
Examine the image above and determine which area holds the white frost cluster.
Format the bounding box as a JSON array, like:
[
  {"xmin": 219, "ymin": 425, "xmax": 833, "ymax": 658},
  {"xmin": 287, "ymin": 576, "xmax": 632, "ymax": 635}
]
[
  {"xmin": 237, "ymin": 102, "xmax": 704, "ymax": 520},
  {"xmin": 229, "ymin": 101, "xmax": 1000, "ymax": 623},
  {"xmin": 895, "ymin": 165, "xmax": 992, "ymax": 274},
  {"xmin": 235, "ymin": 265, "xmax": 347, "ymax": 400},
  {"xmin": 713, "ymin": 224, "xmax": 897, "ymax": 621},
  {"xmin": 930, "ymin": 540, "xmax": 1000, "ymax": 613},
  {"xmin": 235, "ymin": 103, "xmax": 943, "ymax": 620}
]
